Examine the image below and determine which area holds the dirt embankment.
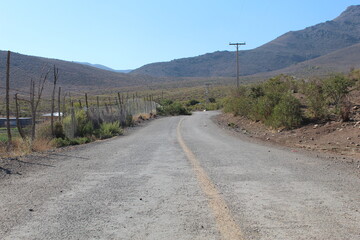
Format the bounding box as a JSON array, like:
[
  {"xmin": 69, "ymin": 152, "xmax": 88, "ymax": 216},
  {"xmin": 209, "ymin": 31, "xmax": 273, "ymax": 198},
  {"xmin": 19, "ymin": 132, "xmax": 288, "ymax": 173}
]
[{"xmin": 215, "ymin": 113, "xmax": 360, "ymax": 163}]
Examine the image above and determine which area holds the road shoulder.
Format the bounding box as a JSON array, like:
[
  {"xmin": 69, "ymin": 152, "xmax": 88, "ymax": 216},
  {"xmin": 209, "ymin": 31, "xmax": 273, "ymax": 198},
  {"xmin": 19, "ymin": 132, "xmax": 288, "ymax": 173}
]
[{"xmin": 212, "ymin": 112, "xmax": 360, "ymax": 175}]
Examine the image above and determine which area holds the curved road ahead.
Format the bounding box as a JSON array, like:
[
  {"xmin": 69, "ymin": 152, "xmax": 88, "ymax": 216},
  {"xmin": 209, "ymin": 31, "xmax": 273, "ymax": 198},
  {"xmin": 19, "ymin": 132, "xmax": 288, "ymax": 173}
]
[{"xmin": 1, "ymin": 111, "xmax": 359, "ymax": 239}]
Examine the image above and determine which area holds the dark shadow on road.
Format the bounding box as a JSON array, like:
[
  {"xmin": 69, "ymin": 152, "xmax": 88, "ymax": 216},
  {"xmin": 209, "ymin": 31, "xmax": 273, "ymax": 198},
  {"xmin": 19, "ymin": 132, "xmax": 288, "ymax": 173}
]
[
  {"xmin": 46, "ymin": 153, "xmax": 90, "ymax": 160},
  {"xmin": 14, "ymin": 159, "xmax": 56, "ymax": 168},
  {"xmin": 0, "ymin": 166, "xmax": 22, "ymax": 175}
]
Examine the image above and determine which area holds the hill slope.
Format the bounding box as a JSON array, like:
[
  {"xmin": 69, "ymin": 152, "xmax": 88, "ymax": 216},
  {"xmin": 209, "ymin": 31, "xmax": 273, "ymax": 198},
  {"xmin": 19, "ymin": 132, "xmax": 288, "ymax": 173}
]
[
  {"xmin": 76, "ymin": 62, "xmax": 132, "ymax": 73},
  {"xmin": 0, "ymin": 51, "xmax": 158, "ymax": 91},
  {"xmin": 131, "ymin": 5, "xmax": 360, "ymax": 77},
  {"xmin": 259, "ymin": 42, "xmax": 360, "ymax": 78}
]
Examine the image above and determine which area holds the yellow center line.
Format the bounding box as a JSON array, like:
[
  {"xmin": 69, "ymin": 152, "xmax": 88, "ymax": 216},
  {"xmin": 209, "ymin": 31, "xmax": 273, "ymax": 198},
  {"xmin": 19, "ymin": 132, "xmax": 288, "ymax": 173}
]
[{"xmin": 177, "ymin": 118, "xmax": 244, "ymax": 240}]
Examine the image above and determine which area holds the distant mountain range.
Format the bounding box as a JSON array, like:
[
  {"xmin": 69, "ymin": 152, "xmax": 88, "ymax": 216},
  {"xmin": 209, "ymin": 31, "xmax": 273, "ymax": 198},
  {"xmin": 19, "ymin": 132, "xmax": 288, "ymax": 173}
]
[
  {"xmin": 1, "ymin": 5, "xmax": 360, "ymax": 92},
  {"xmin": 75, "ymin": 62, "xmax": 132, "ymax": 73},
  {"xmin": 131, "ymin": 5, "xmax": 360, "ymax": 77}
]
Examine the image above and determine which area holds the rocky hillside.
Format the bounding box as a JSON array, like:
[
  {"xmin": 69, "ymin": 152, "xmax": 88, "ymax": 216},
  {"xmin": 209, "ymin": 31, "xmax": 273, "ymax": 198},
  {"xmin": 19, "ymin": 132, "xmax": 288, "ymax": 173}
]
[
  {"xmin": 255, "ymin": 42, "xmax": 360, "ymax": 78},
  {"xmin": 131, "ymin": 5, "xmax": 360, "ymax": 77}
]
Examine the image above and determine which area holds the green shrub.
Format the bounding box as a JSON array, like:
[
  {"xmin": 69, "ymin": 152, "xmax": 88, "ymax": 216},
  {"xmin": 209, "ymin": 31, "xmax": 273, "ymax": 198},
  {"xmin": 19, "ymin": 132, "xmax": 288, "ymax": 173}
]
[
  {"xmin": 79, "ymin": 121, "xmax": 94, "ymax": 137},
  {"xmin": 52, "ymin": 138, "xmax": 71, "ymax": 147},
  {"xmin": 208, "ymin": 97, "xmax": 216, "ymax": 103},
  {"xmin": 249, "ymin": 85, "xmax": 264, "ymax": 99},
  {"xmin": 63, "ymin": 110, "xmax": 94, "ymax": 138},
  {"xmin": 223, "ymin": 75, "xmax": 304, "ymax": 129},
  {"xmin": 268, "ymin": 94, "xmax": 303, "ymax": 129},
  {"xmin": 171, "ymin": 102, "xmax": 191, "ymax": 115},
  {"xmin": 323, "ymin": 74, "xmax": 354, "ymax": 109},
  {"xmin": 159, "ymin": 99, "xmax": 173, "ymax": 106},
  {"xmin": 222, "ymin": 97, "xmax": 234, "ymax": 113},
  {"xmin": 99, "ymin": 121, "xmax": 123, "ymax": 139},
  {"xmin": 75, "ymin": 110, "xmax": 93, "ymax": 137},
  {"xmin": 157, "ymin": 101, "xmax": 191, "ymax": 116},
  {"xmin": 0, "ymin": 134, "xmax": 8, "ymax": 143},
  {"xmin": 70, "ymin": 137, "xmax": 91, "ymax": 145},
  {"xmin": 52, "ymin": 137, "xmax": 91, "ymax": 147},
  {"xmin": 252, "ymin": 95, "xmax": 278, "ymax": 122},
  {"xmin": 187, "ymin": 99, "xmax": 200, "ymax": 106},
  {"xmin": 54, "ymin": 121, "xmax": 65, "ymax": 139},
  {"xmin": 156, "ymin": 106, "xmax": 165, "ymax": 115},
  {"xmin": 205, "ymin": 102, "xmax": 221, "ymax": 111},
  {"xmin": 304, "ymin": 81, "xmax": 328, "ymax": 120},
  {"xmin": 230, "ymin": 97, "xmax": 253, "ymax": 118}
]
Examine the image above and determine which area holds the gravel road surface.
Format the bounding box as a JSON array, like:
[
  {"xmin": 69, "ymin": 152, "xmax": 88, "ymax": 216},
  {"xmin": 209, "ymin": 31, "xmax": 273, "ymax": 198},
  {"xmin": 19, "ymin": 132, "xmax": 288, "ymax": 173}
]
[{"xmin": 0, "ymin": 111, "xmax": 359, "ymax": 239}]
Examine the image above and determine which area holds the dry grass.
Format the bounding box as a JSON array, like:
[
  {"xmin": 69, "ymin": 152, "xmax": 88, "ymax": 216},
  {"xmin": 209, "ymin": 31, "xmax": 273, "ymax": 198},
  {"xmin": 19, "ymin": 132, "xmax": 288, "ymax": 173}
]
[
  {"xmin": 31, "ymin": 138, "xmax": 54, "ymax": 152},
  {"xmin": 0, "ymin": 137, "xmax": 54, "ymax": 158},
  {"xmin": 0, "ymin": 138, "xmax": 31, "ymax": 158}
]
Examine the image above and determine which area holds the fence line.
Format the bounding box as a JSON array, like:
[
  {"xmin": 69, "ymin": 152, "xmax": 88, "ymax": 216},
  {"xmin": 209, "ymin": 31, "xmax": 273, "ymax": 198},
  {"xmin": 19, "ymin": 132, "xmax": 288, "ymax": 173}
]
[{"xmin": 64, "ymin": 98, "xmax": 158, "ymax": 138}]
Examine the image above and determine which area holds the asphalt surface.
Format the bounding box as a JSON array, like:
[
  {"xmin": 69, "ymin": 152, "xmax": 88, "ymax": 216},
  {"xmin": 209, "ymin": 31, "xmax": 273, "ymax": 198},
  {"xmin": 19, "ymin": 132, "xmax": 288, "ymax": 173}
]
[{"xmin": 0, "ymin": 111, "xmax": 359, "ymax": 239}]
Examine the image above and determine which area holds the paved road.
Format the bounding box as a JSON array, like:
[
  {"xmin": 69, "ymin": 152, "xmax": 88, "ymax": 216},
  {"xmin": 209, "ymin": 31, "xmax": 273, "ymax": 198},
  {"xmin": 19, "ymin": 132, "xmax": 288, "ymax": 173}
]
[{"xmin": 0, "ymin": 111, "xmax": 359, "ymax": 239}]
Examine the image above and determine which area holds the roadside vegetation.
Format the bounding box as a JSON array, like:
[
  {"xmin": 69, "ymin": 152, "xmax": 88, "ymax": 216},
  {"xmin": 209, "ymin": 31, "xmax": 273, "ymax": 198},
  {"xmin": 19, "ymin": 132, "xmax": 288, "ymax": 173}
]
[
  {"xmin": 0, "ymin": 110, "xmax": 126, "ymax": 157},
  {"xmin": 51, "ymin": 110, "xmax": 124, "ymax": 148},
  {"xmin": 223, "ymin": 71, "xmax": 359, "ymax": 130}
]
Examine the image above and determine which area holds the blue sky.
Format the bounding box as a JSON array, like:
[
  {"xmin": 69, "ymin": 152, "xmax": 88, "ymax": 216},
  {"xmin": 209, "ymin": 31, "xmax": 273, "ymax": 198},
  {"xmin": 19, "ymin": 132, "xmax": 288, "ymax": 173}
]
[{"xmin": 1, "ymin": 0, "xmax": 359, "ymax": 70}]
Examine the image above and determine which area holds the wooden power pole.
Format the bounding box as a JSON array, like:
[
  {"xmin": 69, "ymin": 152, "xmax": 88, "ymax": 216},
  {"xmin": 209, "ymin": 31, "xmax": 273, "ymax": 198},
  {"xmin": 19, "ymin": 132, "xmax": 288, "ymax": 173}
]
[{"xmin": 229, "ymin": 42, "xmax": 246, "ymax": 88}]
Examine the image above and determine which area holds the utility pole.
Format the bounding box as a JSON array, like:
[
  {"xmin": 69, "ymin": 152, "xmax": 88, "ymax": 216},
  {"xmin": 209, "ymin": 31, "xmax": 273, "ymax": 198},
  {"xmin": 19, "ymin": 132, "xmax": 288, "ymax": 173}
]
[
  {"xmin": 204, "ymin": 83, "xmax": 211, "ymax": 111},
  {"xmin": 229, "ymin": 42, "xmax": 246, "ymax": 88},
  {"xmin": 205, "ymin": 83, "xmax": 211, "ymax": 103}
]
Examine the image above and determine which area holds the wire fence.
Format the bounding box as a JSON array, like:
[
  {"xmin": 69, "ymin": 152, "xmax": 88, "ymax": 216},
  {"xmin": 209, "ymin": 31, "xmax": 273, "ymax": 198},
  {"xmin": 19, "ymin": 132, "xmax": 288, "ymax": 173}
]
[{"xmin": 64, "ymin": 98, "xmax": 158, "ymax": 138}]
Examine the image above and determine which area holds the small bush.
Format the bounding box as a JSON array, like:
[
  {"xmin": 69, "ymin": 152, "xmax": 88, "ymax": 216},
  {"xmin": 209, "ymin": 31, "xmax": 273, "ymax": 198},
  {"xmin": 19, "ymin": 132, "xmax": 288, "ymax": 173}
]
[
  {"xmin": 52, "ymin": 138, "xmax": 71, "ymax": 147},
  {"xmin": 304, "ymin": 81, "xmax": 328, "ymax": 120},
  {"xmin": 340, "ymin": 100, "xmax": 351, "ymax": 122},
  {"xmin": 99, "ymin": 121, "xmax": 123, "ymax": 139},
  {"xmin": 159, "ymin": 99, "xmax": 173, "ymax": 106},
  {"xmin": 224, "ymin": 96, "xmax": 253, "ymax": 118},
  {"xmin": 323, "ymin": 74, "xmax": 354, "ymax": 109},
  {"xmin": 54, "ymin": 121, "xmax": 65, "ymax": 138},
  {"xmin": 252, "ymin": 95, "xmax": 278, "ymax": 122},
  {"xmin": 52, "ymin": 137, "xmax": 91, "ymax": 148},
  {"xmin": 80, "ymin": 121, "xmax": 94, "ymax": 137},
  {"xmin": 223, "ymin": 97, "xmax": 238, "ymax": 114},
  {"xmin": 157, "ymin": 101, "xmax": 191, "ymax": 116},
  {"xmin": 187, "ymin": 99, "xmax": 200, "ymax": 106},
  {"xmin": 0, "ymin": 134, "xmax": 8, "ymax": 143},
  {"xmin": 63, "ymin": 110, "xmax": 94, "ymax": 138},
  {"xmin": 75, "ymin": 110, "xmax": 93, "ymax": 137},
  {"xmin": 249, "ymin": 85, "xmax": 264, "ymax": 99},
  {"xmin": 205, "ymin": 102, "xmax": 222, "ymax": 111},
  {"xmin": 36, "ymin": 121, "xmax": 52, "ymax": 140},
  {"xmin": 208, "ymin": 97, "xmax": 216, "ymax": 103},
  {"xmin": 70, "ymin": 137, "xmax": 91, "ymax": 145},
  {"xmin": 268, "ymin": 94, "xmax": 303, "ymax": 129}
]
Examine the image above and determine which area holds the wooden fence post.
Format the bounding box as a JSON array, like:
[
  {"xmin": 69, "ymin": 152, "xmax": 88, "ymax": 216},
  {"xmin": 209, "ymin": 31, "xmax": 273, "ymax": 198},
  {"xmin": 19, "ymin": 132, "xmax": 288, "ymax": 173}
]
[
  {"xmin": 58, "ymin": 87, "xmax": 61, "ymax": 122},
  {"xmin": 6, "ymin": 51, "xmax": 12, "ymax": 151},
  {"xmin": 85, "ymin": 93, "xmax": 89, "ymax": 110},
  {"xmin": 97, "ymin": 96, "xmax": 100, "ymax": 125},
  {"xmin": 15, "ymin": 93, "xmax": 26, "ymax": 140},
  {"xmin": 51, "ymin": 65, "xmax": 59, "ymax": 137}
]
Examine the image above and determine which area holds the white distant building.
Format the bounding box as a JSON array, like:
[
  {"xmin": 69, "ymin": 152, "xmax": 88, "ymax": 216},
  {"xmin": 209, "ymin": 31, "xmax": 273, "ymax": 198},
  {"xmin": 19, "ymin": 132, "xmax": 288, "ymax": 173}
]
[{"xmin": 42, "ymin": 112, "xmax": 63, "ymax": 120}]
